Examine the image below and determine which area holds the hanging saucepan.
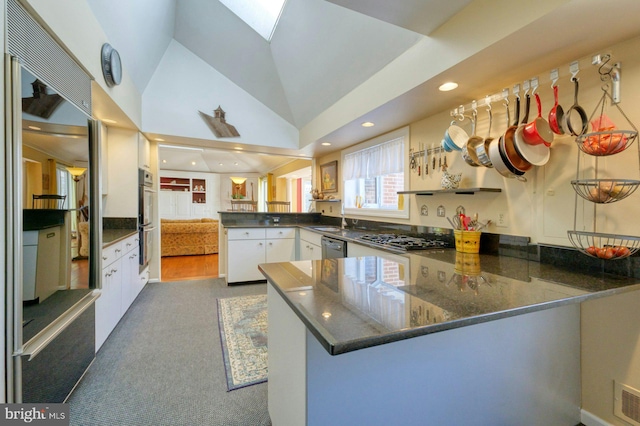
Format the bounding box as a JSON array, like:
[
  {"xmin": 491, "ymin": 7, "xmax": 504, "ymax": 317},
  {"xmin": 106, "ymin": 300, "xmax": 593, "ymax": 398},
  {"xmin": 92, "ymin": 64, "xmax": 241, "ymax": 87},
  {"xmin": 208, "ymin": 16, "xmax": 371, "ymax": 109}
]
[
  {"xmin": 523, "ymin": 93, "xmax": 554, "ymax": 146},
  {"xmin": 462, "ymin": 110, "xmax": 483, "ymax": 167},
  {"xmin": 443, "ymin": 120, "xmax": 469, "ymax": 152},
  {"xmin": 548, "ymin": 85, "xmax": 565, "ymax": 135},
  {"xmin": 562, "ymin": 77, "xmax": 589, "ymax": 136},
  {"xmin": 488, "ymin": 99, "xmax": 526, "ymax": 181},
  {"xmin": 501, "ymin": 94, "xmax": 532, "ymax": 173},
  {"xmin": 475, "ymin": 104, "xmax": 494, "ymax": 168}
]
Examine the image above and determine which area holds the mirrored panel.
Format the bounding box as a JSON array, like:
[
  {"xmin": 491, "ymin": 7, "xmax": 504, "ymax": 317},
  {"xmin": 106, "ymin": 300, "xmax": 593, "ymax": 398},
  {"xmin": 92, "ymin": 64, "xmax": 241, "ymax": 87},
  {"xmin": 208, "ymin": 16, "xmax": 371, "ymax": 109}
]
[{"xmin": 20, "ymin": 66, "xmax": 93, "ymax": 340}]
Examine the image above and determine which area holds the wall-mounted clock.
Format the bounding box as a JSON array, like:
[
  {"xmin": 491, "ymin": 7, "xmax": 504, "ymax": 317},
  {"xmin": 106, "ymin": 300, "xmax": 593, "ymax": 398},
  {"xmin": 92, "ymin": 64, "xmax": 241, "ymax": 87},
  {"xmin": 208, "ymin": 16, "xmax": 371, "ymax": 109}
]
[{"xmin": 101, "ymin": 43, "xmax": 122, "ymax": 87}]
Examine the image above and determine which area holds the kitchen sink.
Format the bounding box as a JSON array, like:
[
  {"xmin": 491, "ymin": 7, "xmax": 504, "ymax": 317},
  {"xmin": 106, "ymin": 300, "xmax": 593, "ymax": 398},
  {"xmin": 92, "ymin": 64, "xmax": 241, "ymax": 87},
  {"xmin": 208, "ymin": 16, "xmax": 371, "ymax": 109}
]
[{"xmin": 311, "ymin": 226, "xmax": 342, "ymax": 232}]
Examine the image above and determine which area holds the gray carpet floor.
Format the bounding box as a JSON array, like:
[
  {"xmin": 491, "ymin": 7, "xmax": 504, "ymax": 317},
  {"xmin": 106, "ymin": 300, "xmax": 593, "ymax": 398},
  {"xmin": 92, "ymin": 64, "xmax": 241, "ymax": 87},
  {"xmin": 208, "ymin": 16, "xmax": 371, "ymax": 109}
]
[{"xmin": 67, "ymin": 278, "xmax": 271, "ymax": 426}]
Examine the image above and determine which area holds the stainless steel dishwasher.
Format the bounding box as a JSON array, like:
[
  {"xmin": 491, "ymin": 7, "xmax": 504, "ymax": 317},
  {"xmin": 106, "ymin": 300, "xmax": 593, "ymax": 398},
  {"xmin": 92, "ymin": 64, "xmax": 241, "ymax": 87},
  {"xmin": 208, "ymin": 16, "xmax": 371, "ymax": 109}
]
[{"xmin": 321, "ymin": 236, "xmax": 347, "ymax": 258}]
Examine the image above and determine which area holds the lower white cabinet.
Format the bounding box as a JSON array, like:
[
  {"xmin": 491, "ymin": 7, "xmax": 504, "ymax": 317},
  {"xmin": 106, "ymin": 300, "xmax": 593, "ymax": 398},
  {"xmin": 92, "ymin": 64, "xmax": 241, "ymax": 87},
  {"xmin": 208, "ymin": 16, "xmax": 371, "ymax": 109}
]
[
  {"xmin": 96, "ymin": 234, "xmax": 143, "ymax": 351},
  {"xmin": 227, "ymin": 227, "xmax": 295, "ymax": 284},
  {"xmin": 298, "ymin": 229, "xmax": 322, "ymax": 261}
]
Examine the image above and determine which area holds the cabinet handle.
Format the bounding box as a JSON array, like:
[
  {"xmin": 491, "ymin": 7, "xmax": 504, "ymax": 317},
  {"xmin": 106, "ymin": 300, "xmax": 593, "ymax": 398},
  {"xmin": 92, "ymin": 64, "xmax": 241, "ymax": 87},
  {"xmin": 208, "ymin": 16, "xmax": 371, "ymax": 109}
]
[
  {"xmin": 115, "ymin": 249, "xmax": 121, "ymax": 253},
  {"xmin": 259, "ymin": 242, "xmax": 263, "ymax": 246},
  {"xmin": 111, "ymin": 268, "xmax": 118, "ymax": 273},
  {"xmin": 245, "ymin": 232, "xmax": 249, "ymax": 235},
  {"xmin": 126, "ymin": 243, "xmax": 132, "ymax": 247},
  {"xmin": 129, "ymin": 255, "xmax": 135, "ymax": 259},
  {"xmin": 102, "ymin": 256, "xmax": 107, "ymax": 260},
  {"xmin": 105, "ymin": 272, "xmax": 112, "ymax": 277}
]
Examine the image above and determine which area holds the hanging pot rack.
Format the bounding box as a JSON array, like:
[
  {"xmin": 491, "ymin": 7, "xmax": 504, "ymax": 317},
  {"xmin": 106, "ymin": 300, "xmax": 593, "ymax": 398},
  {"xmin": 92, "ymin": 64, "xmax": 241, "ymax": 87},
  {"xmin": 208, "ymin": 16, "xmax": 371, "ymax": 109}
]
[{"xmin": 449, "ymin": 53, "xmax": 622, "ymax": 122}]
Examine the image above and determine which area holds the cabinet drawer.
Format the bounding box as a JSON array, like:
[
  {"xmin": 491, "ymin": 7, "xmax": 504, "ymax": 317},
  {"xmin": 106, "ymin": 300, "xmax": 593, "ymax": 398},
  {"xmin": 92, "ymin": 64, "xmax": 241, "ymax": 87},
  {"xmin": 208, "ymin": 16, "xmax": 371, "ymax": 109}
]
[
  {"xmin": 228, "ymin": 228, "xmax": 266, "ymax": 240},
  {"xmin": 266, "ymin": 227, "xmax": 295, "ymax": 239},
  {"xmin": 299, "ymin": 229, "xmax": 322, "ymax": 247},
  {"xmin": 102, "ymin": 241, "xmax": 123, "ymax": 267},
  {"xmin": 122, "ymin": 233, "xmax": 140, "ymax": 253}
]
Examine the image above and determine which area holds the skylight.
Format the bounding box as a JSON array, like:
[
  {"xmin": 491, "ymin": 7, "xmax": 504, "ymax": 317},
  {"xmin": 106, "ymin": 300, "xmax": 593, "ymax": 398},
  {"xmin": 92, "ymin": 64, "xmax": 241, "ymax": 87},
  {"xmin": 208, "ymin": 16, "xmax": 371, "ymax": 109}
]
[{"xmin": 219, "ymin": 0, "xmax": 287, "ymax": 42}]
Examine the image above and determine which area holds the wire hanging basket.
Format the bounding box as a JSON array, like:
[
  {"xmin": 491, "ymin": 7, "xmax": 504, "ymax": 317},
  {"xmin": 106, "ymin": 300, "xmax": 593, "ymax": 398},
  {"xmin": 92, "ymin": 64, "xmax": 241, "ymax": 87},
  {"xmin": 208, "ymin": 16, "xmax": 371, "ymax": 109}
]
[
  {"xmin": 568, "ymin": 68, "xmax": 640, "ymax": 258},
  {"xmin": 567, "ymin": 231, "xmax": 640, "ymax": 260},
  {"xmin": 570, "ymin": 178, "xmax": 640, "ymax": 203},
  {"xmin": 575, "ymin": 87, "xmax": 638, "ymax": 156}
]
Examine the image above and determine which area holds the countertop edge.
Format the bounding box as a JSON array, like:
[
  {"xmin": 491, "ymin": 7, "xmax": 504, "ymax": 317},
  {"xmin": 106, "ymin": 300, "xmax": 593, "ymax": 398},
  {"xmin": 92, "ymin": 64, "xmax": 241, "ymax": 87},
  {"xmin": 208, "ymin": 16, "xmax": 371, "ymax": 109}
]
[{"xmin": 102, "ymin": 229, "xmax": 138, "ymax": 248}]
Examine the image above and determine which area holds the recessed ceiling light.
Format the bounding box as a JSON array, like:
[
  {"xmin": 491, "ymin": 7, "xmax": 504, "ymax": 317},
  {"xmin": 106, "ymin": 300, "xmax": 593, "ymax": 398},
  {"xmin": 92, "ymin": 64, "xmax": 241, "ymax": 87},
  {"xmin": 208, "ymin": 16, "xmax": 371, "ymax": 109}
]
[
  {"xmin": 191, "ymin": 161, "xmax": 196, "ymax": 165},
  {"xmin": 234, "ymin": 147, "xmax": 243, "ymax": 150},
  {"xmin": 162, "ymin": 159, "xmax": 167, "ymax": 163},
  {"xmin": 158, "ymin": 144, "xmax": 204, "ymax": 152},
  {"xmin": 155, "ymin": 138, "xmax": 165, "ymax": 142},
  {"xmin": 321, "ymin": 142, "xmax": 331, "ymax": 146},
  {"xmin": 27, "ymin": 125, "xmax": 41, "ymax": 131},
  {"xmin": 439, "ymin": 82, "xmax": 458, "ymax": 91},
  {"xmin": 361, "ymin": 122, "xmax": 375, "ymax": 127},
  {"xmin": 234, "ymin": 162, "xmax": 239, "ymax": 166},
  {"xmin": 322, "ymin": 312, "xmax": 332, "ymax": 319},
  {"xmin": 219, "ymin": 162, "xmax": 223, "ymax": 166},
  {"xmin": 101, "ymin": 118, "xmax": 117, "ymax": 124}
]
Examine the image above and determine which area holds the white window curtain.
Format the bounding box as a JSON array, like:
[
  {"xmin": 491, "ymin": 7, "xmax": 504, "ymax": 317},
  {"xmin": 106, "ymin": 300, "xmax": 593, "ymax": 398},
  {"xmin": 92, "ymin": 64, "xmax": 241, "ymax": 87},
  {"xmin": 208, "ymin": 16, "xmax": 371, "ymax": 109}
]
[{"xmin": 343, "ymin": 137, "xmax": 404, "ymax": 180}]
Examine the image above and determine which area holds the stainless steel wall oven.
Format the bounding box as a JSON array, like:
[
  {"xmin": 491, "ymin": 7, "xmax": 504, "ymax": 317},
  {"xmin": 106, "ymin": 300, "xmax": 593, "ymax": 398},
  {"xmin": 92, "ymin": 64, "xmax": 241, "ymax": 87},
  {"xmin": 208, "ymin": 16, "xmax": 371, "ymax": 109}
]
[{"xmin": 139, "ymin": 169, "xmax": 155, "ymax": 270}]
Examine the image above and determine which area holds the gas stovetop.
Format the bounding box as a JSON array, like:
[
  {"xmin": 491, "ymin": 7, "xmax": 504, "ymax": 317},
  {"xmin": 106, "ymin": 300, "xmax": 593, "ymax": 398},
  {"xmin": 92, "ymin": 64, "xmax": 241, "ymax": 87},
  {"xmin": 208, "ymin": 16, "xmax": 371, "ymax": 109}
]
[{"xmin": 356, "ymin": 234, "xmax": 450, "ymax": 251}]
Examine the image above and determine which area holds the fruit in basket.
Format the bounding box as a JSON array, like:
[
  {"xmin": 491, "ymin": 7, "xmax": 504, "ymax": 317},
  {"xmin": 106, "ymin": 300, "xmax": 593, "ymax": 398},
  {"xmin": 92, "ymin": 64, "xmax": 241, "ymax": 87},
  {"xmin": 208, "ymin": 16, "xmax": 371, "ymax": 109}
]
[
  {"xmin": 586, "ymin": 245, "xmax": 631, "ymax": 259},
  {"xmin": 607, "ymin": 183, "xmax": 625, "ymax": 198},
  {"xmin": 612, "ymin": 246, "xmax": 631, "ymax": 257},
  {"xmin": 588, "ymin": 186, "xmax": 611, "ymax": 203},
  {"xmin": 594, "ymin": 247, "xmax": 615, "ymax": 259}
]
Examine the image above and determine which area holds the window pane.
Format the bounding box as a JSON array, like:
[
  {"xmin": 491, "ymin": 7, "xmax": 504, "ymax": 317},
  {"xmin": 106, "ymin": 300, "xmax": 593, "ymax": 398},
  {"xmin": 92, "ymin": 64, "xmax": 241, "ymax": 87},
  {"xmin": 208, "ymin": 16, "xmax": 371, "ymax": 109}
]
[{"xmin": 344, "ymin": 171, "xmax": 403, "ymax": 210}]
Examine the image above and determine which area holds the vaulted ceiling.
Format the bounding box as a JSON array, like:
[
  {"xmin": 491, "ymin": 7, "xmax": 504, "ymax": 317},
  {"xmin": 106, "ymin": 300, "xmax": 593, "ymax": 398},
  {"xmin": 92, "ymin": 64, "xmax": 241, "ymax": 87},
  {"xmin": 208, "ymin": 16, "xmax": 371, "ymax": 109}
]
[{"xmin": 86, "ymin": 0, "xmax": 640, "ymax": 173}]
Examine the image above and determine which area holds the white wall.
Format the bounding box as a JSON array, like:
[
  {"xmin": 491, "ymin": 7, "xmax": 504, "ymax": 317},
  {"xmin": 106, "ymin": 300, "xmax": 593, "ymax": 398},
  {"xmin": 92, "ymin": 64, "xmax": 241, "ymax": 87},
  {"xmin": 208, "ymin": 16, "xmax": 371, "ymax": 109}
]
[
  {"xmin": 318, "ymin": 34, "xmax": 640, "ymax": 247},
  {"xmin": 142, "ymin": 40, "xmax": 299, "ymax": 150},
  {"xmin": 582, "ymin": 290, "xmax": 640, "ymax": 426},
  {"xmin": 24, "ymin": 0, "xmax": 142, "ymax": 127}
]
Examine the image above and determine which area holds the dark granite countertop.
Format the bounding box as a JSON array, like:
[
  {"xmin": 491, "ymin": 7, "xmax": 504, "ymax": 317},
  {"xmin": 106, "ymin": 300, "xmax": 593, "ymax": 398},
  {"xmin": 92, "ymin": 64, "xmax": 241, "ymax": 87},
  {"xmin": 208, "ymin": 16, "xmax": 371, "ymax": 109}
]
[
  {"xmin": 259, "ymin": 252, "xmax": 640, "ymax": 355},
  {"xmin": 103, "ymin": 229, "xmax": 138, "ymax": 247}
]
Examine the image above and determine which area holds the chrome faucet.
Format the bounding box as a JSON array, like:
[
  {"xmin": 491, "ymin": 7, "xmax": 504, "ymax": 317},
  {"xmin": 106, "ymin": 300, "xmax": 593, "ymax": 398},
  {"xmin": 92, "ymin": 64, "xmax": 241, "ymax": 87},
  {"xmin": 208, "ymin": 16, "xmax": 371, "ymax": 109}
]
[{"xmin": 341, "ymin": 204, "xmax": 347, "ymax": 229}]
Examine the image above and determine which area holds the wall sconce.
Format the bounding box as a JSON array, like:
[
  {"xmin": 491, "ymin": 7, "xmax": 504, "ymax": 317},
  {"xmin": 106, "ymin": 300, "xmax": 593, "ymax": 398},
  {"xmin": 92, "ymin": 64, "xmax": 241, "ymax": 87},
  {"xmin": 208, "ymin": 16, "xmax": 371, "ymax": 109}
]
[
  {"xmin": 66, "ymin": 166, "xmax": 87, "ymax": 182},
  {"xmin": 230, "ymin": 176, "xmax": 247, "ymax": 199}
]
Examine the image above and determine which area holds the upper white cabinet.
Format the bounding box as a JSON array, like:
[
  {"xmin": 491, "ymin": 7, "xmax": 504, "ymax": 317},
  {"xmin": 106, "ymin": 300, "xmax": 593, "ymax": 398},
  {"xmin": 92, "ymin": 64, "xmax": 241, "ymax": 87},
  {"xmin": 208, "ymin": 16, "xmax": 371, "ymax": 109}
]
[
  {"xmin": 138, "ymin": 133, "xmax": 151, "ymax": 172},
  {"xmin": 103, "ymin": 128, "xmax": 138, "ymax": 218}
]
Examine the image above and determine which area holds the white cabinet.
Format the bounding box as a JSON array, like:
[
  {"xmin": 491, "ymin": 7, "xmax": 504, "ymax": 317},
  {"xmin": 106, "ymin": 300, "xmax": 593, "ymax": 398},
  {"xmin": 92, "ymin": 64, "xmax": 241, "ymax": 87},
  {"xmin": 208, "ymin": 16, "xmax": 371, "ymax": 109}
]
[
  {"xmin": 96, "ymin": 234, "xmax": 142, "ymax": 351},
  {"xmin": 96, "ymin": 241, "xmax": 123, "ymax": 351},
  {"xmin": 298, "ymin": 229, "xmax": 322, "ymax": 261},
  {"xmin": 121, "ymin": 239, "xmax": 140, "ymax": 315},
  {"xmin": 159, "ymin": 191, "xmax": 191, "ymax": 219},
  {"xmin": 266, "ymin": 228, "xmax": 296, "ymax": 263},
  {"xmin": 159, "ymin": 174, "xmax": 212, "ymax": 219},
  {"xmin": 226, "ymin": 228, "xmax": 295, "ymax": 284},
  {"xmin": 138, "ymin": 133, "xmax": 151, "ymax": 171}
]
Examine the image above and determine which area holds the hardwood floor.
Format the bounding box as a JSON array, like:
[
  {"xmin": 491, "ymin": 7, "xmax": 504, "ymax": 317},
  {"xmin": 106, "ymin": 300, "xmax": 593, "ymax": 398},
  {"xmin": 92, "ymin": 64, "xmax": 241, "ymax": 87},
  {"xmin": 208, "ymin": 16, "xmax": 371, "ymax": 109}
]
[{"xmin": 161, "ymin": 253, "xmax": 219, "ymax": 282}]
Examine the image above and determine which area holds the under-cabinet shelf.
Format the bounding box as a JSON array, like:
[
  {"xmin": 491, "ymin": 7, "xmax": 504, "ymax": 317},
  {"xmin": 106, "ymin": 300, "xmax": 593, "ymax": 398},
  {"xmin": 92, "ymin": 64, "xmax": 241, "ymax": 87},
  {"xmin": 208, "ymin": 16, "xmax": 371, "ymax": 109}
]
[
  {"xmin": 398, "ymin": 188, "xmax": 502, "ymax": 196},
  {"xmin": 310, "ymin": 198, "xmax": 341, "ymax": 202}
]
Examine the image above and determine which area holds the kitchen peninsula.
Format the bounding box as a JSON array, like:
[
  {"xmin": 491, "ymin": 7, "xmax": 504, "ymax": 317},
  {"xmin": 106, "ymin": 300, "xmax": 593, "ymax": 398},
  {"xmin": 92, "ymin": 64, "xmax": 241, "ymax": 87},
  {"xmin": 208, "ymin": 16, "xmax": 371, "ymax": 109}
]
[{"xmin": 259, "ymin": 252, "xmax": 640, "ymax": 426}]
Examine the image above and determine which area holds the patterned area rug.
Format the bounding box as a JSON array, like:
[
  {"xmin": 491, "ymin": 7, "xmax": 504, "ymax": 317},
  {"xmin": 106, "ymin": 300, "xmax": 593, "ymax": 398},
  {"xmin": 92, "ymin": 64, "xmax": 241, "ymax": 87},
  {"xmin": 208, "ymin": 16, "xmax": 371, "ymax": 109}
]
[{"xmin": 217, "ymin": 294, "xmax": 268, "ymax": 391}]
